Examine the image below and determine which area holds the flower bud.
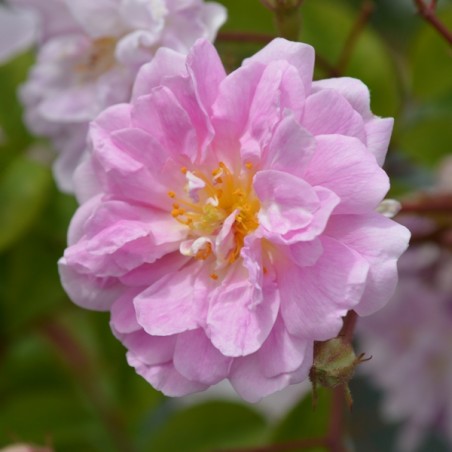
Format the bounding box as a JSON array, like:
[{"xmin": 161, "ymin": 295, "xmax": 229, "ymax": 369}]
[{"xmin": 309, "ymin": 337, "xmax": 370, "ymax": 407}]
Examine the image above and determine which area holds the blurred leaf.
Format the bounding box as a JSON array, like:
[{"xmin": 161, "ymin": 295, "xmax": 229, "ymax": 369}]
[
  {"xmin": 0, "ymin": 157, "xmax": 52, "ymax": 252},
  {"xmin": 145, "ymin": 400, "xmax": 268, "ymax": 452},
  {"xmin": 301, "ymin": 0, "xmax": 401, "ymax": 116},
  {"xmin": 0, "ymin": 237, "xmax": 66, "ymax": 335},
  {"xmin": 215, "ymin": 0, "xmax": 274, "ymax": 71},
  {"xmin": 217, "ymin": 0, "xmax": 274, "ymax": 34},
  {"xmin": 0, "ymin": 51, "xmax": 35, "ymax": 167},
  {"xmin": 410, "ymin": 8, "xmax": 452, "ymax": 101},
  {"xmin": 271, "ymin": 387, "xmax": 331, "ymax": 451},
  {"xmin": 0, "ymin": 335, "xmax": 117, "ymax": 452},
  {"xmin": 397, "ymin": 97, "xmax": 452, "ymax": 166}
]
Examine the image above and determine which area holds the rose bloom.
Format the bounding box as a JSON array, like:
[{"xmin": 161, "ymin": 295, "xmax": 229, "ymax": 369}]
[
  {"xmin": 9, "ymin": 0, "xmax": 226, "ymax": 192},
  {"xmin": 59, "ymin": 38, "xmax": 410, "ymax": 402},
  {"xmin": 359, "ymin": 244, "xmax": 452, "ymax": 451},
  {"xmin": 0, "ymin": 4, "xmax": 37, "ymax": 63}
]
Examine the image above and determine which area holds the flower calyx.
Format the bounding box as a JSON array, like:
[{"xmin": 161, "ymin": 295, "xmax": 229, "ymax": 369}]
[{"xmin": 309, "ymin": 337, "xmax": 371, "ymax": 409}]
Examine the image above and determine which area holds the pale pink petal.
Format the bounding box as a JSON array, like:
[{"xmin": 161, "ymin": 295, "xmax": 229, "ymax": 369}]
[
  {"xmin": 266, "ymin": 114, "xmax": 315, "ymax": 176},
  {"xmin": 303, "ymin": 135, "xmax": 389, "ymax": 214},
  {"xmin": 312, "ymin": 77, "xmax": 372, "ymax": 119},
  {"xmin": 288, "ymin": 238, "xmax": 323, "ymax": 267},
  {"xmin": 365, "ymin": 117, "xmax": 394, "ymax": 166},
  {"xmin": 134, "ymin": 262, "xmax": 211, "ymax": 336},
  {"xmin": 173, "ymin": 329, "xmax": 232, "ymax": 385},
  {"xmin": 280, "ymin": 236, "xmax": 369, "ymax": 340},
  {"xmin": 132, "ymin": 47, "xmax": 187, "ymax": 100},
  {"xmin": 122, "ymin": 330, "xmax": 177, "ymax": 365},
  {"xmin": 63, "ymin": 0, "xmax": 124, "ymax": 37},
  {"xmin": 0, "ymin": 5, "xmax": 37, "ymax": 63},
  {"xmin": 186, "ymin": 38, "xmax": 226, "ymax": 117},
  {"xmin": 127, "ymin": 356, "xmax": 208, "ymax": 396},
  {"xmin": 229, "ymin": 345, "xmax": 313, "ymax": 403},
  {"xmin": 244, "ymin": 38, "xmax": 315, "ymax": 97},
  {"xmin": 257, "ymin": 316, "xmax": 312, "ymax": 378},
  {"xmin": 131, "ymin": 88, "xmax": 198, "ymax": 163},
  {"xmin": 110, "ymin": 289, "xmax": 142, "ymax": 334},
  {"xmin": 119, "ymin": 252, "xmax": 189, "ymax": 287},
  {"xmin": 325, "ymin": 213, "xmax": 410, "ymax": 315},
  {"xmin": 212, "ymin": 62, "xmax": 264, "ymax": 154},
  {"xmin": 200, "ymin": 2, "xmax": 227, "ymax": 41},
  {"xmin": 64, "ymin": 201, "xmax": 186, "ymax": 277},
  {"xmin": 94, "ymin": 127, "xmax": 184, "ymax": 209},
  {"xmin": 302, "ymin": 89, "xmax": 366, "ymax": 142},
  {"xmin": 254, "ymin": 170, "xmax": 318, "ymax": 235},
  {"xmin": 207, "ymin": 267, "xmax": 280, "ymax": 357},
  {"xmin": 239, "ymin": 61, "xmax": 302, "ymax": 163},
  {"xmin": 58, "ymin": 259, "xmax": 122, "ymax": 311}
]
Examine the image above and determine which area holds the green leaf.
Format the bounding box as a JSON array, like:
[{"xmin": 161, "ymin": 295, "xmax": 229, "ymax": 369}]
[
  {"xmin": 145, "ymin": 400, "xmax": 268, "ymax": 452},
  {"xmin": 215, "ymin": 0, "xmax": 275, "ymax": 71},
  {"xmin": 300, "ymin": 0, "xmax": 400, "ymax": 117},
  {"xmin": 217, "ymin": 0, "xmax": 274, "ymax": 34},
  {"xmin": 0, "ymin": 157, "xmax": 52, "ymax": 252},
  {"xmin": 397, "ymin": 97, "xmax": 452, "ymax": 166},
  {"xmin": 0, "ymin": 51, "xmax": 35, "ymax": 168},
  {"xmin": 271, "ymin": 387, "xmax": 331, "ymax": 451},
  {"xmin": 410, "ymin": 8, "xmax": 452, "ymax": 101},
  {"xmin": 0, "ymin": 335, "xmax": 117, "ymax": 452}
]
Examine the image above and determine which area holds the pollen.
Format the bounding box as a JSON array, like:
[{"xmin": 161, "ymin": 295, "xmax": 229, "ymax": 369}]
[{"xmin": 169, "ymin": 160, "xmax": 260, "ymax": 273}]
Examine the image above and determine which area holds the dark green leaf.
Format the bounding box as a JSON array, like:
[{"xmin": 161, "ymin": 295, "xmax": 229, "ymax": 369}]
[
  {"xmin": 271, "ymin": 387, "xmax": 331, "ymax": 451},
  {"xmin": 146, "ymin": 400, "xmax": 268, "ymax": 452},
  {"xmin": 0, "ymin": 157, "xmax": 52, "ymax": 252}
]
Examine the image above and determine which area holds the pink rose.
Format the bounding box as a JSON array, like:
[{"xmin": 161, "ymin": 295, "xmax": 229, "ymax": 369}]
[{"xmin": 60, "ymin": 38, "xmax": 410, "ymax": 401}]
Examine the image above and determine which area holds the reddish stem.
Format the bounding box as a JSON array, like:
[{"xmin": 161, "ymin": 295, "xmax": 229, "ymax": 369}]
[
  {"xmin": 400, "ymin": 194, "xmax": 452, "ymax": 214},
  {"xmin": 325, "ymin": 388, "xmax": 347, "ymax": 452},
  {"xmin": 339, "ymin": 311, "xmax": 358, "ymax": 344},
  {"xmin": 336, "ymin": 0, "xmax": 375, "ymax": 74},
  {"xmin": 413, "ymin": 0, "xmax": 452, "ymax": 45},
  {"xmin": 39, "ymin": 320, "xmax": 133, "ymax": 452}
]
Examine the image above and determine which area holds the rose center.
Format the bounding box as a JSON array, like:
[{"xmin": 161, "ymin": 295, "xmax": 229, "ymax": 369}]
[
  {"xmin": 75, "ymin": 37, "xmax": 117, "ymax": 82},
  {"xmin": 168, "ymin": 161, "xmax": 260, "ymax": 265}
]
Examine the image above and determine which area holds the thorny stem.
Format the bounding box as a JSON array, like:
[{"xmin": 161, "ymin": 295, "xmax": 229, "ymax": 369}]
[
  {"xmin": 413, "ymin": 0, "xmax": 452, "ymax": 45},
  {"xmin": 39, "ymin": 319, "xmax": 134, "ymax": 452},
  {"xmin": 336, "ymin": 1, "xmax": 375, "ymax": 74}
]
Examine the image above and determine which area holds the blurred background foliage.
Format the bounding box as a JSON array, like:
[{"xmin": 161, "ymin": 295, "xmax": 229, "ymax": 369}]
[{"xmin": 0, "ymin": 0, "xmax": 451, "ymax": 450}]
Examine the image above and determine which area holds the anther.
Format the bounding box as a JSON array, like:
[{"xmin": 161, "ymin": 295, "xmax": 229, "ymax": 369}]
[
  {"xmin": 245, "ymin": 162, "xmax": 253, "ymax": 170},
  {"xmin": 181, "ymin": 166, "xmax": 188, "ymax": 174},
  {"xmin": 168, "ymin": 191, "xmax": 176, "ymax": 198},
  {"xmin": 210, "ymin": 273, "xmax": 219, "ymax": 280}
]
